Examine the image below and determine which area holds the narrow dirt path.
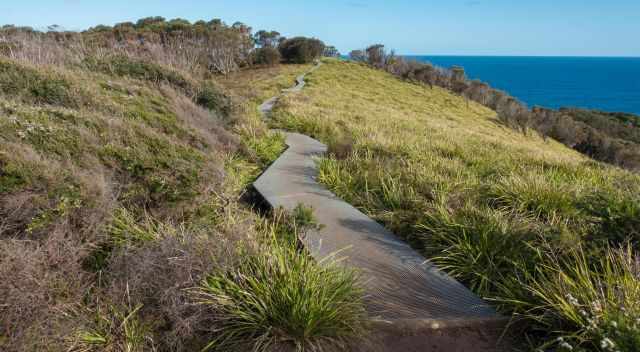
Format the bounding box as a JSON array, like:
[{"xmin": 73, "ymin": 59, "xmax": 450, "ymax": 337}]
[{"xmin": 253, "ymin": 62, "xmax": 510, "ymax": 351}]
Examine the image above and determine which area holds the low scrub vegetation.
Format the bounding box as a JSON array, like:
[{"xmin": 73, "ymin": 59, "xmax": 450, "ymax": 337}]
[
  {"xmin": 0, "ymin": 17, "xmax": 365, "ymax": 352},
  {"xmin": 271, "ymin": 59, "xmax": 640, "ymax": 350}
]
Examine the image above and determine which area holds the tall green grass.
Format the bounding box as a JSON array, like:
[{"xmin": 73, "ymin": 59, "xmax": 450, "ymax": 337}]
[
  {"xmin": 71, "ymin": 302, "xmax": 152, "ymax": 352},
  {"xmin": 195, "ymin": 210, "xmax": 366, "ymax": 352},
  {"xmin": 527, "ymin": 246, "xmax": 640, "ymax": 351}
]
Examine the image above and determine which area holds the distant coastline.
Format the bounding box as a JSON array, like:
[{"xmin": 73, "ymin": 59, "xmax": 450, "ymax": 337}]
[{"xmin": 403, "ymin": 55, "xmax": 640, "ymax": 115}]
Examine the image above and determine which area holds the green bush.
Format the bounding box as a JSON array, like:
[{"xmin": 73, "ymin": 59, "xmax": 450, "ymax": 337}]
[
  {"xmin": 252, "ymin": 47, "xmax": 281, "ymax": 66},
  {"xmin": 85, "ymin": 55, "xmax": 195, "ymax": 94},
  {"xmin": 196, "ymin": 81, "xmax": 232, "ymax": 116},
  {"xmin": 0, "ymin": 155, "xmax": 28, "ymax": 194},
  {"xmin": 582, "ymin": 191, "xmax": 640, "ymax": 247},
  {"xmin": 243, "ymin": 130, "xmax": 286, "ymax": 167},
  {"xmin": 0, "ymin": 59, "xmax": 77, "ymax": 107},
  {"xmin": 278, "ymin": 37, "xmax": 325, "ymax": 64},
  {"xmin": 99, "ymin": 133, "xmax": 205, "ymax": 205}
]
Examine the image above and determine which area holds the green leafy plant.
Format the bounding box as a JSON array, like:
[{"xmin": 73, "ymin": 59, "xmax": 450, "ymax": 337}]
[{"xmin": 195, "ymin": 228, "xmax": 366, "ymax": 351}]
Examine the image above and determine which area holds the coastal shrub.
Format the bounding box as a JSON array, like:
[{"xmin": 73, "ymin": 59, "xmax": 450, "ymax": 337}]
[
  {"xmin": 1, "ymin": 17, "xmax": 312, "ymax": 352},
  {"xmin": 2, "ymin": 18, "xmax": 255, "ymax": 74},
  {"xmin": 99, "ymin": 135, "xmax": 206, "ymax": 206},
  {"xmin": 196, "ymin": 81, "xmax": 233, "ymax": 116},
  {"xmin": 252, "ymin": 46, "xmax": 282, "ymax": 66},
  {"xmin": 84, "ymin": 55, "xmax": 196, "ymax": 94},
  {"xmin": 0, "ymin": 59, "xmax": 77, "ymax": 107},
  {"xmin": 279, "ymin": 37, "xmax": 325, "ymax": 64}
]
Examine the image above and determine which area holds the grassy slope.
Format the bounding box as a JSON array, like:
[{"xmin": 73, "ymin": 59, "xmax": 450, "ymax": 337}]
[
  {"xmin": 271, "ymin": 59, "xmax": 640, "ymax": 347},
  {"xmin": 0, "ymin": 57, "xmax": 366, "ymax": 351}
]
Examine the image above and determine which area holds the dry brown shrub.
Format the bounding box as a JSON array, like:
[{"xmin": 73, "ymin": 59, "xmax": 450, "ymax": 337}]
[
  {"xmin": 0, "ymin": 228, "xmax": 91, "ymax": 351},
  {"xmin": 162, "ymin": 85, "xmax": 240, "ymax": 154},
  {"xmin": 103, "ymin": 222, "xmax": 253, "ymax": 350}
]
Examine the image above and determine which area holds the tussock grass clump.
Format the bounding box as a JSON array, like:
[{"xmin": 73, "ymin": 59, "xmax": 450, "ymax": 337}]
[
  {"xmin": 415, "ymin": 204, "xmax": 538, "ymax": 300},
  {"xmin": 70, "ymin": 302, "xmax": 152, "ymax": 352},
  {"xmin": 196, "ymin": 217, "xmax": 366, "ymax": 352},
  {"xmin": 187, "ymin": 206, "xmax": 365, "ymax": 352},
  {"xmin": 527, "ymin": 246, "xmax": 640, "ymax": 351}
]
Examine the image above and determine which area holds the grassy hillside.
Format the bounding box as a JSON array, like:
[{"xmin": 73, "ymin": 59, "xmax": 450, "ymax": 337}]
[
  {"xmin": 0, "ymin": 47, "xmax": 367, "ymax": 351},
  {"xmin": 271, "ymin": 59, "xmax": 640, "ymax": 350}
]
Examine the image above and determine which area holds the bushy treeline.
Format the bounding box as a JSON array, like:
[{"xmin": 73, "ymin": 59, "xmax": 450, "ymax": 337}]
[
  {"xmin": 350, "ymin": 45, "xmax": 640, "ymax": 171},
  {"xmin": 252, "ymin": 30, "xmax": 327, "ymax": 65},
  {"xmin": 1, "ymin": 18, "xmax": 253, "ymax": 74},
  {"xmin": 560, "ymin": 108, "xmax": 640, "ymax": 144},
  {"xmin": 0, "ymin": 17, "xmax": 327, "ymax": 75}
]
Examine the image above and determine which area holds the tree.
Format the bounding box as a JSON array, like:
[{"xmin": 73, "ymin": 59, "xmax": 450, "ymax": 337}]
[
  {"xmin": 254, "ymin": 30, "xmax": 282, "ymax": 48},
  {"xmin": 450, "ymin": 66, "xmax": 467, "ymax": 93},
  {"xmin": 323, "ymin": 45, "xmax": 340, "ymax": 57},
  {"xmin": 414, "ymin": 64, "xmax": 437, "ymax": 87},
  {"xmin": 252, "ymin": 46, "xmax": 281, "ymax": 66},
  {"xmin": 135, "ymin": 16, "xmax": 166, "ymax": 29},
  {"xmin": 278, "ymin": 37, "xmax": 325, "ymax": 64},
  {"xmin": 166, "ymin": 18, "xmax": 191, "ymax": 32},
  {"xmin": 349, "ymin": 50, "xmax": 366, "ymax": 62},
  {"xmin": 87, "ymin": 25, "xmax": 112, "ymax": 33},
  {"xmin": 365, "ymin": 44, "xmax": 386, "ymax": 68}
]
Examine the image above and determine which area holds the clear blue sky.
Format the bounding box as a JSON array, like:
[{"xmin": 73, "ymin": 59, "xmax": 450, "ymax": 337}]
[{"xmin": 1, "ymin": 0, "xmax": 639, "ymax": 56}]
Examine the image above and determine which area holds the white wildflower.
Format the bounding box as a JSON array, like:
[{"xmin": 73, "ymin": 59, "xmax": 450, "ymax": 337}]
[
  {"xmin": 601, "ymin": 337, "xmax": 615, "ymax": 350},
  {"xmin": 559, "ymin": 341, "xmax": 573, "ymax": 351},
  {"xmin": 565, "ymin": 293, "xmax": 579, "ymax": 306}
]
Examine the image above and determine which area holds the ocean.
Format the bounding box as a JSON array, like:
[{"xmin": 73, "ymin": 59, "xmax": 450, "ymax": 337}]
[{"xmin": 406, "ymin": 56, "xmax": 640, "ymax": 115}]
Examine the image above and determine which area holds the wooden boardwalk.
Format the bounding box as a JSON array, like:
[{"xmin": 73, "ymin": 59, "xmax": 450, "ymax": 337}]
[{"xmin": 253, "ymin": 63, "xmax": 509, "ymax": 351}]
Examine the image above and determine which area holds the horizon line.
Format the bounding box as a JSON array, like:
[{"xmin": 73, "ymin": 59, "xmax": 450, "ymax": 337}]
[{"xmin": 398, "ymin": 54, "xmax": 640, "ymax": 58}]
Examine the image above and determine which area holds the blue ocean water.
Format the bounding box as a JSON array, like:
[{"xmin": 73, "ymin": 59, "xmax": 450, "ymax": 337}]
[{"xmin": 406, "ymin": 56, "xmax": 640, "ymax": 115}]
